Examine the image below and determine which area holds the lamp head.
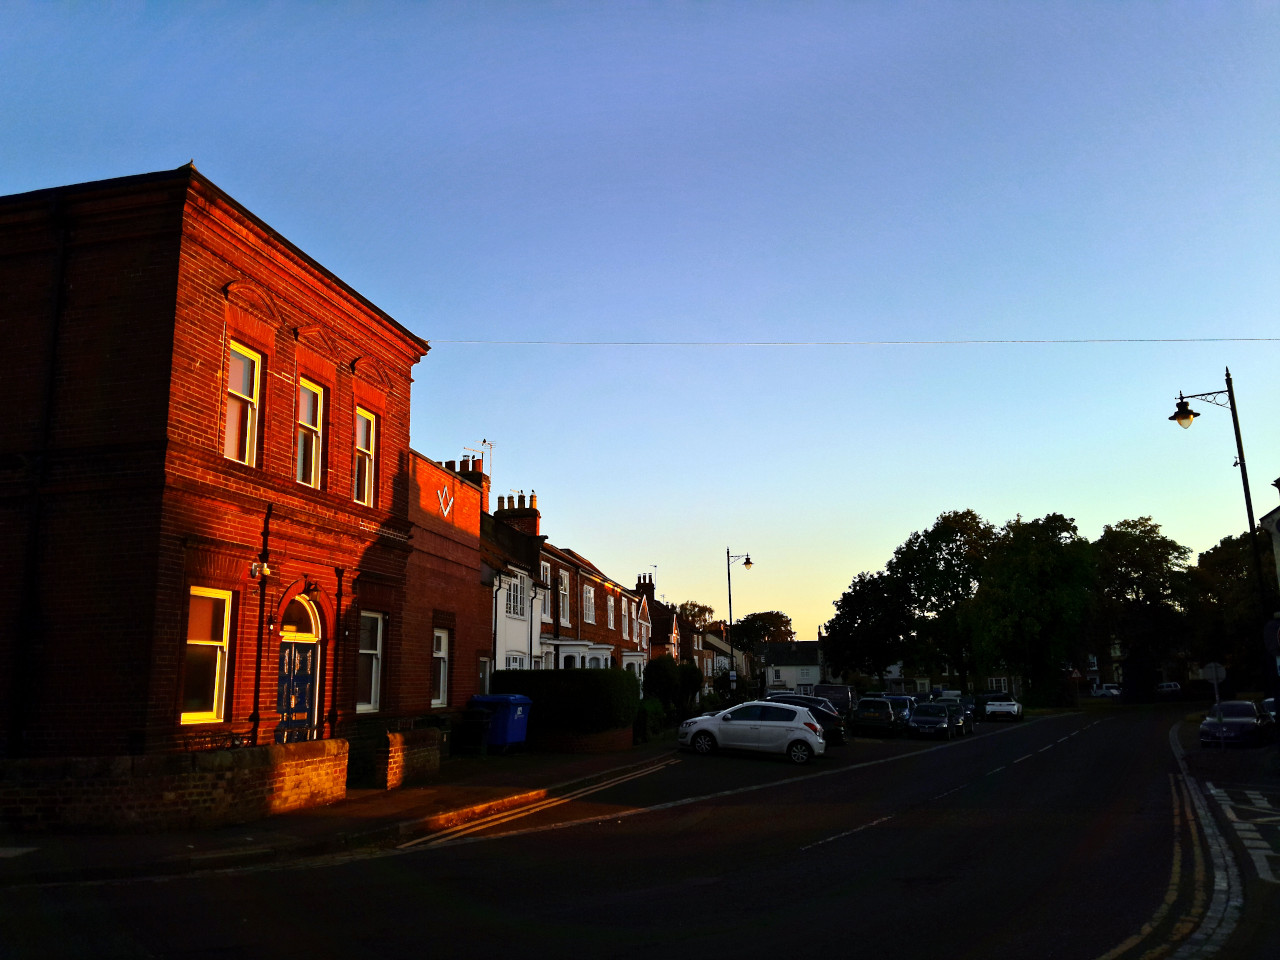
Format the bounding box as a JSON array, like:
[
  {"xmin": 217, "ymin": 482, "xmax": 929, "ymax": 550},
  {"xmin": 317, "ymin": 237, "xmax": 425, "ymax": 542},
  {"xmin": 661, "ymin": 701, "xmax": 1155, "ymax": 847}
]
[
  {"xmin": 1169, "ymin": 398, "xmax": 1198, "ymax": 429},
  {"xmin": 743, "ymin": 555, "xmax": 753, "ymax": 570}
]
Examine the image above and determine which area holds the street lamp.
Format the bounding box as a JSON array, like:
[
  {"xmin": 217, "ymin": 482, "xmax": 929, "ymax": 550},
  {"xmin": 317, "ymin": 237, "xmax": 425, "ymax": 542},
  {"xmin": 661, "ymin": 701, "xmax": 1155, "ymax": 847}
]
[
  {"xmin": 726, "ymin": 548, "xmax": 752, "ymax": 696},
  {"xmin": 1169, "ymin": 365, "xmax": 1267, "ymax": 623}
]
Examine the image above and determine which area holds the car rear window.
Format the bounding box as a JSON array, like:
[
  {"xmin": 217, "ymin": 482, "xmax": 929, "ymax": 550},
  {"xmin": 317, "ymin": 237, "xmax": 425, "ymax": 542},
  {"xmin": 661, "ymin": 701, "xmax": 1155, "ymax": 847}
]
[
  {"xmin": 914, "ymin": 704, "xmax": 946, "ymax": 717},
  {"xmin": 1216, "ymin": 702, "xmax": 1257, "ymax": 719}
]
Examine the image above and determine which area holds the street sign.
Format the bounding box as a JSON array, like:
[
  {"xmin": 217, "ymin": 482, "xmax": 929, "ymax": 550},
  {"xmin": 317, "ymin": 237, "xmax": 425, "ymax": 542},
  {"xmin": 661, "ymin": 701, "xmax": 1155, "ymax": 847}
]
[{"xmin": 1201, "ymin": 662, "xmax": 1226, "ymax": 683}]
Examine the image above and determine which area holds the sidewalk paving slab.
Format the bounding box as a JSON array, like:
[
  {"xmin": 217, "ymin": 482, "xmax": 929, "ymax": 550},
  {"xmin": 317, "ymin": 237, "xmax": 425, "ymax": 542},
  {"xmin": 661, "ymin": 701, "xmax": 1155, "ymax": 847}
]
[{"xmin": 0, "ymin": 739, "xmax": 680, "ymax": 887}]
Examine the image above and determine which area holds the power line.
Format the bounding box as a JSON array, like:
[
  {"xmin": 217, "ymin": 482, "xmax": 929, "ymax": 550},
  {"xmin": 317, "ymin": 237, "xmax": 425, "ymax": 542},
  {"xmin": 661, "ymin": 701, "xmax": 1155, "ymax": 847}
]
[{"xmin": 427, "ymin": 336, "xmax": 1280, "ymax": 346}]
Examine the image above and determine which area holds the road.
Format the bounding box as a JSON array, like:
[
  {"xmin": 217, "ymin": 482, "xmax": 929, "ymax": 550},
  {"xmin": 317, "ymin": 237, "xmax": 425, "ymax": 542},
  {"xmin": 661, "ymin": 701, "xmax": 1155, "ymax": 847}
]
[{"xmin": 0, "ymin": 707, "xmax": 1250, "ymax": 959}]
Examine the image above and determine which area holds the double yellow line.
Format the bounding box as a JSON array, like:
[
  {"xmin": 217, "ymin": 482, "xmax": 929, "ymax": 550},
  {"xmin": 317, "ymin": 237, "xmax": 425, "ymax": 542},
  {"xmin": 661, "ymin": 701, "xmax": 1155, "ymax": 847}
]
[
  {"xmin": 397, "ymin": 757, "xmax": 682, "ymax": 850},
  {"xmin": 1094, "ymin": 774, "xmax": 1206, "ymax": 960}
]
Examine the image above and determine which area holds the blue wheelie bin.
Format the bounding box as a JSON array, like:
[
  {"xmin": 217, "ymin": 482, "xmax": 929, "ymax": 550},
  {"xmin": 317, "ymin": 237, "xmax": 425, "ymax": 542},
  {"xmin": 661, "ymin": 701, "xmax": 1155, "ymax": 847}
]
[{"xmin": 467, "ymin": 694, "xmax": 531, "ymax": 752}]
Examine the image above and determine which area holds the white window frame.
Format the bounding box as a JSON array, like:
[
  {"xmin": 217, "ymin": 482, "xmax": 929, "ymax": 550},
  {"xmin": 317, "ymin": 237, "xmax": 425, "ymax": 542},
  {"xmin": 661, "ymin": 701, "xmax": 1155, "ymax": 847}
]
[
  {"xmin": 621, "ymin": 599, "xmax": 629, "ymax": 639},
  {"xmin": 583, "ymin": 584, "xmax": 596, "ymax": 624},
  {"xmin": 559, "ymin": 571, "xmax": 571, "ymax": 626},
  {"xmin": 296, "ymin": 378, "xmax": 324, "ymax": 488},
  {"xmin": 607, "ymin": 596, "xmax": 615, "ymax": 630},
  {"xmin": 540, "ymin": 562, "xmax": 551, "ymax": 621},
  {"xmin": 182, "ymin": 586, "xmax": 232, "ymax": 724},
  {"xmin": 988, "ymin": 676, "xmax": 1008, "ymax": 693},
  {"xmin": 433, "ymin": 629, "xmax": 450, "ymax": 706},
  {"xmin": 505, "ymin": 572, "xmax": 528, "ymax": 618},
  {"xmin": 505, "ymin": 654, "xmax": 526, "ymax": 670},
  {"xmin": 224, "ymin": 342, "xmax": 260, "ymax": 466},
  {"xmin": 353, "ymin": 407, "xmax": 376, "ymax": 506},
  {"xmin": 356, "ymin": 610, "xmax": 384, "ymax": 713}
]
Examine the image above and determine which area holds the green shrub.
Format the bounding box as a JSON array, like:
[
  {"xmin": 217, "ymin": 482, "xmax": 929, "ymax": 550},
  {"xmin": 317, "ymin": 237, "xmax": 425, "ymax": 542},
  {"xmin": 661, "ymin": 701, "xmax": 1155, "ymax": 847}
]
[
  {"xmin": 491, "ymin": 668, "xmax": 640, "ymax": 734},
  {"xmin": 676, "ymin": 662, "xmax": 704, "ymax": 718},
  {"xmin": 633, "ymin": 698, "xmax": 668, "ymax": 742},
  {"xmin": 642, "ymin": 655, "xmax": 680, "ymax": 708}
]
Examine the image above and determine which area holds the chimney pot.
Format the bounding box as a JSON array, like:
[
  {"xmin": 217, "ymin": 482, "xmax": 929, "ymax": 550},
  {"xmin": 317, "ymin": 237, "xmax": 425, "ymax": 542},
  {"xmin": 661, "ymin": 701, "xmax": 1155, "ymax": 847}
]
[
  {"xmin": 461, "ymin": 456, "xmax": 470, "ymax": 471},
  {"xmin": 530, "ymin": 491, "xmax": 537, "ymax": 510},
  {"xmin": 445, "ymin": 460, "xmax": 456, "ymax": 472},
  {"xmin": 518, "ymin": 491, "xmax": 526, "ymax": 509}
]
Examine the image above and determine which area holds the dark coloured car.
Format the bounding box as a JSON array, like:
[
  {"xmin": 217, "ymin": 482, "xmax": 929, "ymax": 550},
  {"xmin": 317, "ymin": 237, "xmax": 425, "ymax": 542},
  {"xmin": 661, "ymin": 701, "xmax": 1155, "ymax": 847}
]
[
  {"xmin": 766, "ymin": 694, "xmax": 847, "ymax": 745},
  {"xmin": 1263, "ymin": 697, "xmax": 1276, "ymax": 723},
  {"xmin": 851, "ymin": 697, "xmax": 904, "ymax": 737},
  {"xmin": 883, "ymin": 695, "xmax": 917, "ymax": 725},
  {"xmin": 939, "ymin": 699, "xmax": 974, "ymax": 735},
  {"xmin": 906, "ymin": 702, "xmax": 956, "ymax": 740},
  {"xmin": 1200, "ymin": 700, "xmax": 1274, "ymax": 747},
  {"xmin": 812, "ymin": 684, "xmax": 857, "ymax": 717}
]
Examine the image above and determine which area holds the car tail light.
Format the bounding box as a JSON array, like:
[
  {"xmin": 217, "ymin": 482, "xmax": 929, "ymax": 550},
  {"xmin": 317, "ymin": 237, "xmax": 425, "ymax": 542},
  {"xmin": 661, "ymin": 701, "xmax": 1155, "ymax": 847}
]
[{"xmin": 804, "ymin": 721, "xmax": 821, "ymax": 736}]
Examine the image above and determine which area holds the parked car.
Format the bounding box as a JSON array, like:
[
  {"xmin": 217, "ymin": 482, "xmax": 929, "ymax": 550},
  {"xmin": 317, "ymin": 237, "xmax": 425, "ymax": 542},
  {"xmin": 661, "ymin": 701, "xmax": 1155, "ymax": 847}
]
[
  {"xmin": 936, "ymin": 695, "xmax": 977, "ymax": 727},
  {"xmin": 1093, "ymin": 683, "xmax": 1121, "ymax": 698},
  {"xmin": 766, "ymin": 694, "xmax": 847, "ymax": 745},
  {"xmin": 1264, "ymin": 698, "xmax": 1276, "ymax": 723},
  {"xmin": 883, "ymin": 695, "xmax": 917, "ymax": 724},
  {"xmin": 851, "ymin": 697, "xmax": 905, "ymax": 737},
  {"xmin": 939, "ymin": 699, "xmax": 974, "ymax": 735},
  {"xmin": 812, "ymin": 684, "xmax": 857, "ymax": 717},
  {"xmin": 906, "ymin": 702, "xmax": 956, "ymax": 740},
  {"xmin": 1156, "ymin": 681, "xmax": 1182, "ymax": 697},
  {"xmin": 1199, "ymin": 700, "xmax": 1275, "ymax": 747},
  {"xmin": 678, "ymin": 701, "xmax": 826, "ymax": 764},
  {"xmin": 984, "ymin": 694, "xmax": 1024, "ymax": 720}
]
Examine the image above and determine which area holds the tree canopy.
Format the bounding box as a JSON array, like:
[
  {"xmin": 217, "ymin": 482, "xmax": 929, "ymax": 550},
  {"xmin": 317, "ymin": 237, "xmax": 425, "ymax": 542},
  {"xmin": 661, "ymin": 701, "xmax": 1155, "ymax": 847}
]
[
  {"xmin": 823, "ymin": 508, "xmax": 1278, "ymax": 702},
  {"xmin": 730, "ymin": 610, "xmax": 795, "ymax": 653}
]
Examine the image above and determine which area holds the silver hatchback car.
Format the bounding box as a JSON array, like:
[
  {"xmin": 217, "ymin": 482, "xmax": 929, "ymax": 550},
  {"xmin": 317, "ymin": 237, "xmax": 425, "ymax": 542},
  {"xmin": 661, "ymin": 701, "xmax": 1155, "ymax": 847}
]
[{"xmin": 678, "ymin": 700, "xmax": 826, "ymax": 764}]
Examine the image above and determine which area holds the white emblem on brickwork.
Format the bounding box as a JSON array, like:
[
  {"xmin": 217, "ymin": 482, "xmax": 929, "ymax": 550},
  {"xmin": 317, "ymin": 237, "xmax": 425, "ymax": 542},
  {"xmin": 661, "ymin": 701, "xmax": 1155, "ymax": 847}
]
[{"xmin": 438, "ymin": 487, "xmax": 454, "ymax": 517}]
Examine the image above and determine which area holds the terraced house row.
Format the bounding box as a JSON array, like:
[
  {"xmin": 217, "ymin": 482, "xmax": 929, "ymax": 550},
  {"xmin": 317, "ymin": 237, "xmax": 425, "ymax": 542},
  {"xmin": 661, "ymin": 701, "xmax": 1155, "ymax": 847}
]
[{"xmin": 0, "ymin": 166, "xmax": 655, "ymax": 830}]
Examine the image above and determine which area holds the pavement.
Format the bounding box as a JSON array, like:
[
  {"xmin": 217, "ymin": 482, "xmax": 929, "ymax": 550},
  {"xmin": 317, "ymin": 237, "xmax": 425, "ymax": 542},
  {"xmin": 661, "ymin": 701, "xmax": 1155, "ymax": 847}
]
[{"xmin": 0, "ymin": 737, "xmax": 681, "ymax": 887}]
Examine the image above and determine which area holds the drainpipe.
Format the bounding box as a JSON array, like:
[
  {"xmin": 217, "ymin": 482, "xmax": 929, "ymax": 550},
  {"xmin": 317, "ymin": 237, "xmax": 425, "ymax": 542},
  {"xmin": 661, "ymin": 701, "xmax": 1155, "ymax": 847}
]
[
  {"xmin": 328, "ymin": 567, "xmax": 344, "ymax": 737},
  {"xmin": 249, "ymin": 504, "xmax": 272, "ymax": 746},
  {"xmin": 492, "ymin": 573, "xmax": 502, "ymax": 670}
]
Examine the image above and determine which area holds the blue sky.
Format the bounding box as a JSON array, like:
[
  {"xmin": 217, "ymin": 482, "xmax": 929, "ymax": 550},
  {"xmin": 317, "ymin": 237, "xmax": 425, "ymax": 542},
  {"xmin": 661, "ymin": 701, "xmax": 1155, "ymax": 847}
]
[{"xmin": 5, "ymin": 2, "xmax": 1280, "ymax": 644}]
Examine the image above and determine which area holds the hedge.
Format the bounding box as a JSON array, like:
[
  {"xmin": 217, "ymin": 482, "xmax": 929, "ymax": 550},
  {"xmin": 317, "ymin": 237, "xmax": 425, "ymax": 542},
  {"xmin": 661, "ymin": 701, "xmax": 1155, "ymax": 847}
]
[{"xmin": 491, "ymin": 668, "xmax": 641, "ymax": 734}]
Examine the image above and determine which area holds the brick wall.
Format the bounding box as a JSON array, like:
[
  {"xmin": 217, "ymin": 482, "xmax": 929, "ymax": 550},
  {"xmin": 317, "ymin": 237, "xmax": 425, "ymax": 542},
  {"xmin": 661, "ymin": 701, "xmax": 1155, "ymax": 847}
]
[
  {"xmin": 0, "ymin": 167, "xmax": 428, "ymax": 762},
  {"xmin": 0, "ymin": 738, "xmax": 348, "ymax": 832}
]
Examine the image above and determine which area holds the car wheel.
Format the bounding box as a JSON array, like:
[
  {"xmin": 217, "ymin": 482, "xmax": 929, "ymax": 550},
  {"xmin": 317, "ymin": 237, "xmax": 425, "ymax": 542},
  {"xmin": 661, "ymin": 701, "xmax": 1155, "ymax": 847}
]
[
  {"xmin": 691, "ymin": 731, "xmax": 716, "ymax": 755},
  {"xmin": 787, "ymin": 740, "xmax": 814, "ymax": 765}
]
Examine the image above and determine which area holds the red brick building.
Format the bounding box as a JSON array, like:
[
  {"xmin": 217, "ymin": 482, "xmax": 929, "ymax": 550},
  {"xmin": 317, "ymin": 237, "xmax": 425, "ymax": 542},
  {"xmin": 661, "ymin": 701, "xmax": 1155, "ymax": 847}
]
[
  {"xmin": 0, "ymin": 166, "xmax": 430, "ymax": 764},
  {"xmin": 491, "ymin": 495, "xmax": 647, "ymax": 676},
  {"xmin": 403, "ymin": 453, "xmax": 492, "ymax": 715}
]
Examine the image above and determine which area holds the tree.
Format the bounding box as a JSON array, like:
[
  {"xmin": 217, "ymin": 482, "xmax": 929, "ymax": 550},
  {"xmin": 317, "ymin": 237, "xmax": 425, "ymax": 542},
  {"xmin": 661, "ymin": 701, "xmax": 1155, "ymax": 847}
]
[
  {"xmin": 1092, "ymin": 517, "xmax": 1191, "ymax": 696},
  {"xmin": 886, "ymin": 509, "xmax": 994, "ymax": 688},
  {"xmin": 677, "ymin": 600, "xmax": 715, "ymax": 631},
  {"xmin": 1184, "ymin": 530, "xmax": 1279, "ymax": 693},
  {"xmin": 731, "ymin": 611, "xmax": 795, "ymax": 653},
  {"xmin": 822, "ymin": 571, "xmax": 913, "ymax": 682},
  {"xmin": 968, "ymin": 514, "xmax": 1094, "ymax": 704}
]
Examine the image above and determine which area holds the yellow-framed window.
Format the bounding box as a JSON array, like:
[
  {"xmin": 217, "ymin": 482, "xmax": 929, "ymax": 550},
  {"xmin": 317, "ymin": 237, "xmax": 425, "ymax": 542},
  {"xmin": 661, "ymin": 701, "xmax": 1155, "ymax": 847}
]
[
  {"xmin": 182, "ymin": 587, "xmax": 232, "ymax": 723},
  {"xmin": 224, "ymin": 342, "xmax": 260, "ymax": 465},
  {"xmin": 354, "ymin": 407, "xmax": 376, "ymax": 505},
  {"xmin": 296, "ymin": 378, "xmax": 324, "ymax": 487}
]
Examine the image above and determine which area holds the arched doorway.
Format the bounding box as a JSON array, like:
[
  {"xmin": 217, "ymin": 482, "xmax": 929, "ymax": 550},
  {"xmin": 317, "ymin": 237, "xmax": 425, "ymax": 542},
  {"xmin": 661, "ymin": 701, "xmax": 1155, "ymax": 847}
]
[{"xmin": 277, "ymin": 594, "xmax": 322, "ymax": 742}]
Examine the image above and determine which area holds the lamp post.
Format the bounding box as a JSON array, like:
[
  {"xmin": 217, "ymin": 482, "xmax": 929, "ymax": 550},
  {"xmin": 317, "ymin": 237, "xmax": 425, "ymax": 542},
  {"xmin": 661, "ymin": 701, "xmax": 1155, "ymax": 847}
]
[
  {"xmin": 726, "ymin": 548, "xmax": 752, "ymax": 696},
  {"xmin": 1169, "ymin": 365, "xmax": 1268, "ymax": 629}
]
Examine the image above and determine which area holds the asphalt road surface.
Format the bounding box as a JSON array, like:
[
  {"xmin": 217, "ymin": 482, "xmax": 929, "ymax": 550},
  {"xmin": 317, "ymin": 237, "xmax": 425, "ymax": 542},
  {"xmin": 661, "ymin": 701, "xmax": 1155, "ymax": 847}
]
[{"xmin": 1, "ymin": 707, "xmax": 1227, "ymax": 959}]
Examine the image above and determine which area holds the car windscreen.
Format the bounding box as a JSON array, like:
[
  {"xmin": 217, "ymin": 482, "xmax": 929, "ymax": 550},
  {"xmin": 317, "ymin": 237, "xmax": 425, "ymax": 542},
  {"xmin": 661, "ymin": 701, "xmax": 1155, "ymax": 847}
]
[{"xmin": 913, "ymin": 704, "xmax": 946, "ymax": 717}]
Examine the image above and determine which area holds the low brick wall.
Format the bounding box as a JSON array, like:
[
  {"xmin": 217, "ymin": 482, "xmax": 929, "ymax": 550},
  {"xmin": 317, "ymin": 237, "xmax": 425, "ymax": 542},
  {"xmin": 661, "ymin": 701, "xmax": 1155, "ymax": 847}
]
[
  {"xmin": 528, "ymin": 726, "xmax": 633, "ymax": 753},
  {"xmin": 372, "ymin": 727, "xmax": 441, "ymax": 789},
  {"xmin": 0, "ymin": 739, "xmax": 348, "ymax": 832}
]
